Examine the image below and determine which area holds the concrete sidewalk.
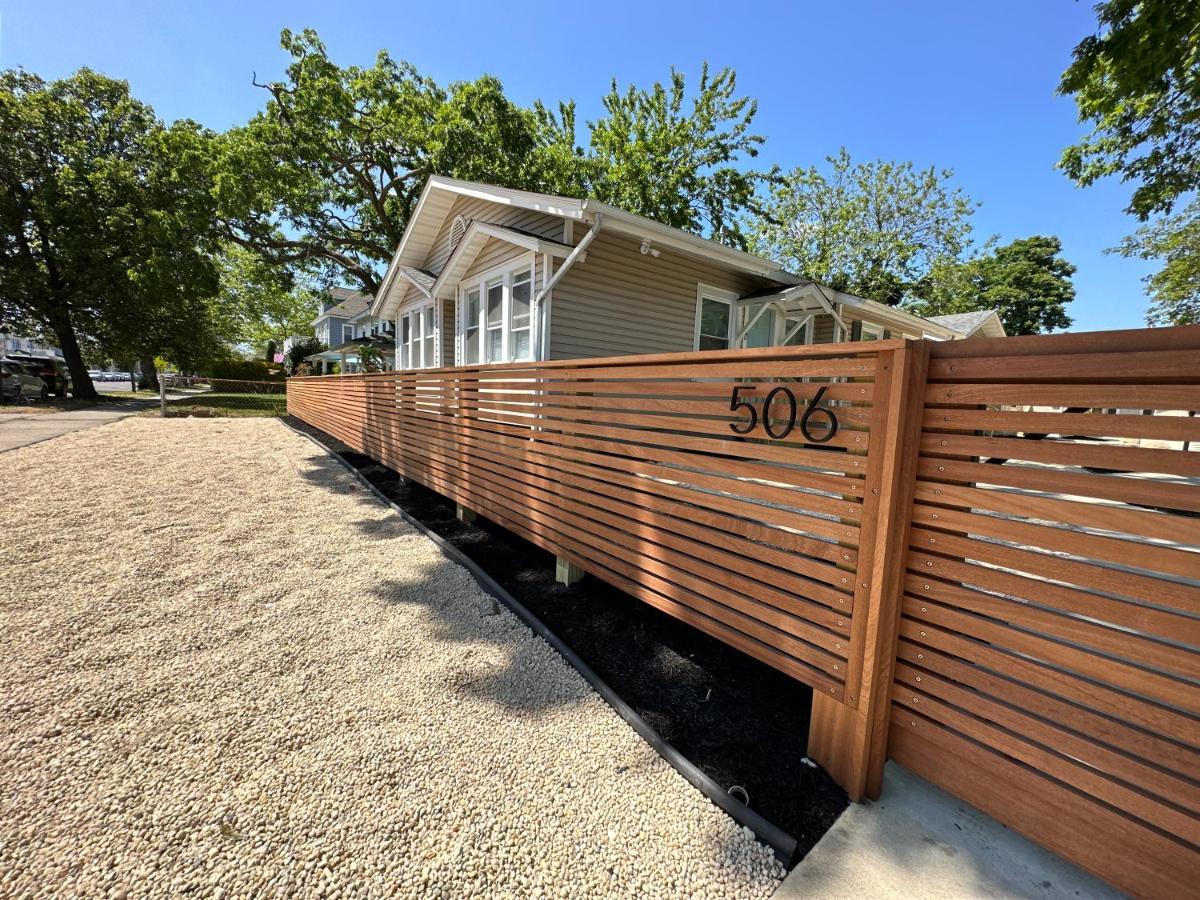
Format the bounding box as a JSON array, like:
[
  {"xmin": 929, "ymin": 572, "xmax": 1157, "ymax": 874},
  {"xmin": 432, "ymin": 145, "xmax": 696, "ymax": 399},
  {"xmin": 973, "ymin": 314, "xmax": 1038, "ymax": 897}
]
[
  {"xmin": 0, "ymin": 399, "xmax": 156, "ymax": 452},
  {"xmin": 775, "ymin": 763, "xmax": 1123, "ymax": 899}
]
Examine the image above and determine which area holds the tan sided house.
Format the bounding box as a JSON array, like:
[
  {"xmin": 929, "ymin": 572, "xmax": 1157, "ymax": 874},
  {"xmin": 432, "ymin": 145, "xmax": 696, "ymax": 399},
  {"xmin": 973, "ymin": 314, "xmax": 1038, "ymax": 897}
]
[{"xmin": 368, "ymin": 176, "xmax": 1003, "ymax": 367}]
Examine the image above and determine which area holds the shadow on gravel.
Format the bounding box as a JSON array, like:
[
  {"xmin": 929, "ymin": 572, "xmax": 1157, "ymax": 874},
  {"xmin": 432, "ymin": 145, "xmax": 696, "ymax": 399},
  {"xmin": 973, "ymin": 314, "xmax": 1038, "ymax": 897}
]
[
  {"xmin": 285, "ymin": 418, "xmax": 849, "ymax": 863},
  {"xmin": 370, "ymin": 576, "xmax": 590, "ymax": 715}
]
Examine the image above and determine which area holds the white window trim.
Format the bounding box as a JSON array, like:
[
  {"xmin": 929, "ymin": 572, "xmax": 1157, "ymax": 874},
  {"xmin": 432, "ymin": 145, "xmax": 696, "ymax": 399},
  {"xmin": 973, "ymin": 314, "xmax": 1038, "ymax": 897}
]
[
  {"xmin": 859, "ymin": 321, "xmax": 884, "ymax": 342},
  {"xmin": 694, "ymin": 284, "xmax": 740, "ymax": 351},
  {"xmin": 396, "ymin": 301, "xmax": 438, "ymax": 370},
  {"xmin": 455, "ymin": 253, "xmax": 538, "ymax": 365},
  {"xmin": 342, "ymin": 324, "xmax": 354, "ymax": 344}
]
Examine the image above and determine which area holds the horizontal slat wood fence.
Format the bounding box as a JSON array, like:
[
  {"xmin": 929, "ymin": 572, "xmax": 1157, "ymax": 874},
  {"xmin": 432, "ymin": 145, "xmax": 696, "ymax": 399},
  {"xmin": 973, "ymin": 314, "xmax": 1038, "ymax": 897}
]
[
  {"xmin": 288, "ymin": 326, "xmax": 1200, "ymax": 897},
  {"xmin": 289, "ymin": 342, "xmax": 907, "ymax": 708},
  {"xmin": 891, "ymin": 327, "xmax": 1200, "ymax": 898}
]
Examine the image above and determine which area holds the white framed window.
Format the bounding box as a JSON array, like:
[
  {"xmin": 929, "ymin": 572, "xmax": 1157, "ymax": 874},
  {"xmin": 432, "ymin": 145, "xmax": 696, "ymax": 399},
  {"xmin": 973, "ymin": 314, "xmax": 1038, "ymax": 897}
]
[
  {"xmin": 457, "ymin": 255, "xmax": 538, "ymax": 365},
  {"xmin": 859, "ymin": 322, "xmax": 884, "ymax": 342},
  {"xmin": 397, "ymin": 302, "xmax": 437, "ymax": 369},
  {"xmin": 342, "ymin": 324, "xmax": 353, "ymax": 343},
  {"xmin": 463, "ymin": 287, "xmax": 482, "ymax": 364},
  {"xmin": 694, "ymin": 285, "xmax": 739, "ymax": 350}
]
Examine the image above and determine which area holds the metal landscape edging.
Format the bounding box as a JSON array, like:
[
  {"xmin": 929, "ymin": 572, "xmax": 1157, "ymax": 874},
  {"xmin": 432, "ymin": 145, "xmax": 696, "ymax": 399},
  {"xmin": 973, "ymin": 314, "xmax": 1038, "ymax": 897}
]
[{"xmin": 284, "ymin": 419, "xmax": 799, "ymax": 865}]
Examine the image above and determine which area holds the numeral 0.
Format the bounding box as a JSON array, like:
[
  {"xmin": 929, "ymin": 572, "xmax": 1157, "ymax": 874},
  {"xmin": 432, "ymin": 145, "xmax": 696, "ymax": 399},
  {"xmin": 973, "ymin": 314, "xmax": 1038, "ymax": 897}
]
[{"xmin": 762, "ymin": 386, "xmax": 797, "ymax": 439}]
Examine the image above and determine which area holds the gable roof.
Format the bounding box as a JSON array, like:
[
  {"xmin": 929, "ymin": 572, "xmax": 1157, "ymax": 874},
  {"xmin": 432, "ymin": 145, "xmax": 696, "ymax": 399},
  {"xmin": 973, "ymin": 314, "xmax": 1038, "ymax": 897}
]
[
  {"xmin": 371, "ymin": 176, "xmax": 799, "ymax": 316},
  {"xmin": 926, "ymin": 309, "xmax": 1006, "ymax": 338},
  {"xmin": 314, "ymin": 288, "xmax": 372, "ymax": 323},
  {"xmin": 739, "ymin": 282, "xmax": 964, "ymax": 339}
]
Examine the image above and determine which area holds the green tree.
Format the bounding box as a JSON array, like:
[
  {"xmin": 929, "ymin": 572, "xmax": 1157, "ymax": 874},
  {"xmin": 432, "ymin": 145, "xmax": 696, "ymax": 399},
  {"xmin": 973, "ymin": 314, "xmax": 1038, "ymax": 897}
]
[
  {"xmin": 285, "ymin": 336, "xmax": 325, "ymax": 374},
  {"xmin": 1059, "ymin": 0, "xmax": 1200, "ymax": 220},
  {"xmin": 909, "ymin": 236, "xmax": 1076, "ymax": 335},
  {"xmin": 211, "ymin": 244, "xmax": 321, "ymax": 351},
  {"xmin": 748, "ymin": 149, "xmax": 977, "ymax": 305},
  {"xmin": 569, "ymin": 64, "xmax": 771, "ymax": 247},
  {"xmin": 1059, "ymin": 1, "xmax": 1200, "ymax": 326},
  {"xmin": 1117, "ymin": 198, "xmax": 1200, "ymax": 325},
  {"xmin": 215, "ymin": 28, "xmax": 558, "ymax": 293},
  {"xmin": 0, "ymin": 68, "xmax": 219, "ymax": 398},
  {"xmin": 217, "ymin": 30, "xmax": 771, "ymax": 290}
]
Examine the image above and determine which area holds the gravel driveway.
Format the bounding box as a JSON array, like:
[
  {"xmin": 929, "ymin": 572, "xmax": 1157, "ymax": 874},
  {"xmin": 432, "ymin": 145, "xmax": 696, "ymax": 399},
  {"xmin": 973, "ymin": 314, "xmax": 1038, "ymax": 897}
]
[{"xmin": 0, "ymin": 417, "xmax": 783, "ymax": 898}]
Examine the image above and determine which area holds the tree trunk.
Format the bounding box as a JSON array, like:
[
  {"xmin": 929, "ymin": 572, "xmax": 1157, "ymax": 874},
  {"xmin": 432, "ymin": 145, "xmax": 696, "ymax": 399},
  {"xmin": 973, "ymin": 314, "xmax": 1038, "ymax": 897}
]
[
  {"xmin": 48, "ymin": 306, "xmax": 97, "ymax": 399},
  {"xmin": 138, "ymin": 357, "xmax": 158, "ymax": 391}
]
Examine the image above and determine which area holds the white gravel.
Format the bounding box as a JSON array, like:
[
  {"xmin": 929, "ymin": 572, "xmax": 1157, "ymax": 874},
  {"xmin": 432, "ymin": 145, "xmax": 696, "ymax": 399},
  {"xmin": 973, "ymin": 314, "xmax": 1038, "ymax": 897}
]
[{"xmin": 0, "ymin": 417, "xmax": 784, "ymax": 898}]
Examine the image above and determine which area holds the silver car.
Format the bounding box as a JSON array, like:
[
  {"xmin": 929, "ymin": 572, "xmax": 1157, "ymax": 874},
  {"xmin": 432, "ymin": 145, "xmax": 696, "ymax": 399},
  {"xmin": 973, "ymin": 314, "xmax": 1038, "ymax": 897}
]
[{"xmin": 1, "ymin": 360, "xmax": 48, "ymax": 402}]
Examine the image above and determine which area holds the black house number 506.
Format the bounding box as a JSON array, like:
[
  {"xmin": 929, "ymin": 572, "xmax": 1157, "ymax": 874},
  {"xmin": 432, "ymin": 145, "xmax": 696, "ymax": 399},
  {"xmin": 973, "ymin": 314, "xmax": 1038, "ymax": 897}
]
[{"xmin": 729, "ymin": 384, "xmax": 839, "ymax": 442}]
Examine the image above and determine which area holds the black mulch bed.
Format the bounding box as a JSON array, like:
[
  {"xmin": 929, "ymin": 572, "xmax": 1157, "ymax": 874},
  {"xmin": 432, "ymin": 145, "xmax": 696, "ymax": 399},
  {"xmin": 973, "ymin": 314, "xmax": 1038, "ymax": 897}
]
[{"xmin": 289, "ymin": 418, "xmax": 849, "ymax": 863}]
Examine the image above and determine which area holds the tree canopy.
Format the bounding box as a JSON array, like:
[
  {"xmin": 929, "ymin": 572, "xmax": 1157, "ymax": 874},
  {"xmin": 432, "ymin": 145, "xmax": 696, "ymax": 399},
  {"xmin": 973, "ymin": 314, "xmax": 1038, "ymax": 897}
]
[
  {"xmin": 215, "ymin": 30, "xmax": 772, "ymax": 292},
  {"xmin": 909, "ymin": 236, "xmax": 1076, "ymax": 336},
  {"xmin": 748, "ymin": 149, "xmax": 977, "ymax": 305},
  {"xmin": 214, "ymin": 29, "xmax": 560, "ymax": 294},
  {"xmin": 1059, "ymin": 1, "xmax": 1200, "ymax": 326},
  {"xmin": 1117, "ymin": 197, "xmax": 1200, "ymax": 325},
  {"xmin": 572, "ymin": 64, "xmax": 771, "ymax": 247},
  {"xmin": 1059, "ymin": 0, "xmax": 1200, "ymax": 220},
  {"xmin": 211, "ymin": 245, "xmax": 321, "ymax": 353},
  {"xmin": 0, "ymin": 68, "xmax": 221, "ymax": 396}
]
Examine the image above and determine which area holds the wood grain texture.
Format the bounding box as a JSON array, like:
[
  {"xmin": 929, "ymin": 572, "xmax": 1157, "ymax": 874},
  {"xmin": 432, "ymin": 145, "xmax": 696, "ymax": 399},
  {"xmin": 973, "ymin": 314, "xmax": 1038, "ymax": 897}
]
[
  {"xmin": 895, "ymin": 326, "xmax": 1200, "ymax": 898},
  {"xmin": 288, "ymin": 343, "xmax": 889, "ymax": 706}
]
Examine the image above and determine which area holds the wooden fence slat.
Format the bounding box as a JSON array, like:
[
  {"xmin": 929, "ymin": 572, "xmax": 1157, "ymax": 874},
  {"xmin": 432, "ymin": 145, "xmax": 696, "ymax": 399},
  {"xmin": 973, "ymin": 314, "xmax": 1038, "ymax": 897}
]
[{"xmin": 292, "ymin": 325, "xmax": 1200, "ymax": 897}]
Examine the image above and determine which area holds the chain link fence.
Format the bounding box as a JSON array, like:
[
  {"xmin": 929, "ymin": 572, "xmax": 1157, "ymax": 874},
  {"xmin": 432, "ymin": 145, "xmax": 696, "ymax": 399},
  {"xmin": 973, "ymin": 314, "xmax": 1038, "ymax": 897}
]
[{"xmin": 159, "ymin": 375, "xmax": 287, "ymax": 417}]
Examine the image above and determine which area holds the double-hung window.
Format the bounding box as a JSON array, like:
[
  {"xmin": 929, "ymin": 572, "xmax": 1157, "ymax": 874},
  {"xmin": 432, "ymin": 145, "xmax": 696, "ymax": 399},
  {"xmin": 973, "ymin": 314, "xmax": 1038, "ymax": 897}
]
[
  {"xmin": 342, "ymin": 324, "xmax": 354, "ymax": 344},
  {"xmin": 458, "ymin": 256, "xmax": 537, "ymax": 365},
  {"xmin": 463, "ymin": 288, "xmax": 482, "ymax": 364},
  {"xmin": 694, "ymin": 285, "xmax": 739, "ymax": 350},
  {"xmin": 398, "ymin": 303, "xmax": 437, "ymax": 369}
]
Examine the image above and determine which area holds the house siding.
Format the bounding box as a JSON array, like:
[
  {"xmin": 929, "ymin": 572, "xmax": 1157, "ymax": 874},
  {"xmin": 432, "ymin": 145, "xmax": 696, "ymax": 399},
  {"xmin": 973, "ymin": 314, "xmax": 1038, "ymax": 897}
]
[
  {"xmin": 811, "ymin": 314, "xmax": 838, "ymax": 344},
  {"xmin": 425, "ymin": 196, "xmax": 564, "ymax": 276},
  {"xmin": 315, "ymin": 316, "xmax": 352, "ymax": 347},
  {"xmin": 461, "ymin": 238, "xmax": 530, "ymax": 283},
  {"xmin": 841, "ymin": 306, "xmax": 921, "ymax": 340},
  {"xmin": 547, "ymin": 230, "xmax": 772, "ymax": 360},
  {"xmin": 413, "ymin": 196, "xmax": 563, "ymax": 367}
]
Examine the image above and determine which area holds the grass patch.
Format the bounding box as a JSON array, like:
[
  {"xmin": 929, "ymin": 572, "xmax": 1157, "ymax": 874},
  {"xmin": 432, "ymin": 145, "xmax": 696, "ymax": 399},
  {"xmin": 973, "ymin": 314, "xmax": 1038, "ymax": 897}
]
[
  {"xmin": 158, "ymin": 391, "xmax": 287, "ymax": 418},
  {"xmin": 1, "ymin": 392, "xmax": 158, "ymax": 415}
]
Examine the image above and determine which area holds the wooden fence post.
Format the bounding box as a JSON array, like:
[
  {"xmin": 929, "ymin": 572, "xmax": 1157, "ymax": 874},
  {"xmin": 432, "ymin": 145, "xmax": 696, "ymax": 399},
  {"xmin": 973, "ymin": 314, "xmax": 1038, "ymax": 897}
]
[{"xmin": 807, "ymin": 340, "xmax": 930, "ymax": 801}]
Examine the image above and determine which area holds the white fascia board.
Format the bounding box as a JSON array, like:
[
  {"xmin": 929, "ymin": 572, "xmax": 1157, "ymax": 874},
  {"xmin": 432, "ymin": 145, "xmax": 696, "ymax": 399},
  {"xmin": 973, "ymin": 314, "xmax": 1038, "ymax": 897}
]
[
  {"xmin": 370, "ymin": 250, "xmax": 405, "ymax": 316},
  {"xmin": 431, "ymin": 222, "xmax": 581, "ymax": 299},
  {"xmin": 857, "ymin": 297, "xmax": 961, "ymax": 338},
  {"xmin": 580, "ymin": 200, "xmax": 798, "ymax": 283},
  {"xmin": 473, "ymin": 223, "xmax": 579, "ymax": 259},
  {"xmin": 427, "ymin": 175, "xmax": 587, "ymax": 219}
]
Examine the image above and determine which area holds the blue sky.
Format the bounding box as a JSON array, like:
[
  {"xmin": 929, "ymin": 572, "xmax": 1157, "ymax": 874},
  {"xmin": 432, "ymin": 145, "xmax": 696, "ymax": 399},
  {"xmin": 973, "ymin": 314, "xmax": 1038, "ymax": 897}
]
[{"xmin": 1, "ymin": 0, "xmax": 1151, "ymax": 332}]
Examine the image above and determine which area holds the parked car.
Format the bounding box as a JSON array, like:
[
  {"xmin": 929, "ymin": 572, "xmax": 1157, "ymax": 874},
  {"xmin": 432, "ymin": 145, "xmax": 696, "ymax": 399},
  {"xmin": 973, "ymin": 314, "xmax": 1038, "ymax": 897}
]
[
  {"xmin": 6, "ymin": 354, "xmax": 70, "ymax": 396},
  {"xmin": 1, "ymin": 360, "xmax": 49, "ymax": 402}
]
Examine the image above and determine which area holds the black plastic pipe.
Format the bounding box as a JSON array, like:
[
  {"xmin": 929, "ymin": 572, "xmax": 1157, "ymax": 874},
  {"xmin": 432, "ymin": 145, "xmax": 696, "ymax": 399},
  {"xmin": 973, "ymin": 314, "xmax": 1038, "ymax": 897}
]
[{"xmin": 287, "ymin": 421, "xmax": 799, "ymax": 865}]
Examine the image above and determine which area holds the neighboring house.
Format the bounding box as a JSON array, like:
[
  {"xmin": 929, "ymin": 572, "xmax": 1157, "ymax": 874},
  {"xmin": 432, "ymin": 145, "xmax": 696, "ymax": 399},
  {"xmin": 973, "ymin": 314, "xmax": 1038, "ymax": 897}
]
[
  {"xmin": 366, "ymin": 176, "xmax": 1002, "ymax": 372},
  {"xmin": 305, "ymin": 288, "xmax": 394, "ymax": 373},
  {"xmin": 312, "ymin": 288, "xmax": 371, "ymax": 350}
]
